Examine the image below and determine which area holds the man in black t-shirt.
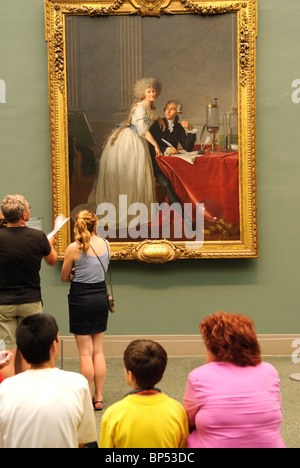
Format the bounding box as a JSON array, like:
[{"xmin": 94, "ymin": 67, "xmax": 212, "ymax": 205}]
[{"xmin": 0, "ymin": 194, "xmax": 57, "ymax": 376}]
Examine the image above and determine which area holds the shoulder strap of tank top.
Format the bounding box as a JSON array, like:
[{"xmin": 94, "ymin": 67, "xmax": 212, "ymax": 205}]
[{"xmin": 104, "ymin": 239, "xmax": 113, "ymax": 297}]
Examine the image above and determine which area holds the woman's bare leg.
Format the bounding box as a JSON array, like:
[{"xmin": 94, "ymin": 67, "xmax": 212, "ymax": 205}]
[
  {"xmin": 75, "ymin": 332, "xmax": 106, "ymax": 410},
  {"xmin": 75, "ymin": 334, "xmax": 94, "ymax": 396},
  {"xmin": 92, "ymin": 332, "xmax": 106, "ymax": 409}
]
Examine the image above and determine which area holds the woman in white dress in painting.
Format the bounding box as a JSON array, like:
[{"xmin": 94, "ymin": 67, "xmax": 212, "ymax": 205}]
[{"xmin": 95, "ymin": 77, "xmax": 163, "ymax": 230}]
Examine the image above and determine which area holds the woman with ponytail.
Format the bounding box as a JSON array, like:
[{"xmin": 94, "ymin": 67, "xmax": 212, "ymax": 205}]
[{"xmin": 61, "ymin": 210, "xmax": 111, "ymax": 411}]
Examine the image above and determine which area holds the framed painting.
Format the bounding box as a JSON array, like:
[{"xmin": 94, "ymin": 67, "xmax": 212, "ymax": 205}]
[{"xmin": 44, "ymin": 0, "xmax": 258, "ymax": 262}]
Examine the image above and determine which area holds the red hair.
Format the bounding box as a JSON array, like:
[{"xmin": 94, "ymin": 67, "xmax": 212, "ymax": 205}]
[{"xmin": 200, "ymin": 311, "xmax": 261, "ymax": 367}]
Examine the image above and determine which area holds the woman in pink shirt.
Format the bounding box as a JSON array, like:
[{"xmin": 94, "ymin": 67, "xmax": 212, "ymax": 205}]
[{"xmin": 184, "ymin": 312, "xmax": 286, "ymax": 448}]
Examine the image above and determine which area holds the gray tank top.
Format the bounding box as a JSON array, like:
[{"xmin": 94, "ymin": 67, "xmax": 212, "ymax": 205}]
[{"xmin": 73, "ymin": 240, "xmax": 110, "ymax": 284}]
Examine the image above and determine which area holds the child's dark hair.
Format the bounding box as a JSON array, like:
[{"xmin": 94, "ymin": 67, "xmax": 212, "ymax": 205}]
[
  {"xmin": 16, "ymin": 314, "xmax": 59, "ymax": 365},
  {"xmin": 123, "ymin": 339, "xmax": 167, "ymax": 389}
]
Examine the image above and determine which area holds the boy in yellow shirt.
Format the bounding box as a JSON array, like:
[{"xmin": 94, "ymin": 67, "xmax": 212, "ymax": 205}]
[{"xmin": 99, "ymin": 339, "xmax": 189, "ymax": 448}]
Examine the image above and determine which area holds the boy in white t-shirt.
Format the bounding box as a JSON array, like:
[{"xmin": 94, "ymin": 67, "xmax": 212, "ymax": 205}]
[{"xmin": 0, "ymin": 314, "xmax": 97, "ymax": 448}]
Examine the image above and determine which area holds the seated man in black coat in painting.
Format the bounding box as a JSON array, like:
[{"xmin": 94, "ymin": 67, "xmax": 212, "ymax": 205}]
[
  {"xmin": 149, "ymin": 100, "xmax": 197, "ymax": 230},
  {"xmin": 150, "ymin": 100, "xmax": 197, "ymax": 157}
]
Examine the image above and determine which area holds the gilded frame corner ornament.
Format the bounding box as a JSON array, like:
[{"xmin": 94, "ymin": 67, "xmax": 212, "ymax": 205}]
[{"xmin": 45, "ymin": 0, "xmax": 258, "ymax": 262}]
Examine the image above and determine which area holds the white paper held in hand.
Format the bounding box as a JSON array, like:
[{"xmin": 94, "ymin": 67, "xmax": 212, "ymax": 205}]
[
  {"xmin": 0, "ymin": 339, "xmax": 6, "ymax": 364},
  {"xmin": 47, "ymin": 214, "xmax": 70, "ymax": 239}
]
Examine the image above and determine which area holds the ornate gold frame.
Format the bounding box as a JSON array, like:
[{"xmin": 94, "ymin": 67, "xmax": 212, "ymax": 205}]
[{"xmin": 44, "ymin": 0, "xmax": 258, "ymax": 262}]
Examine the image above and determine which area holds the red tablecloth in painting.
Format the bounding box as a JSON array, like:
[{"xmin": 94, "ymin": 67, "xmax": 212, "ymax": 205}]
[{"xmin": 156, "ymin": 149, "xmax": 239, "ymax": 226}]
